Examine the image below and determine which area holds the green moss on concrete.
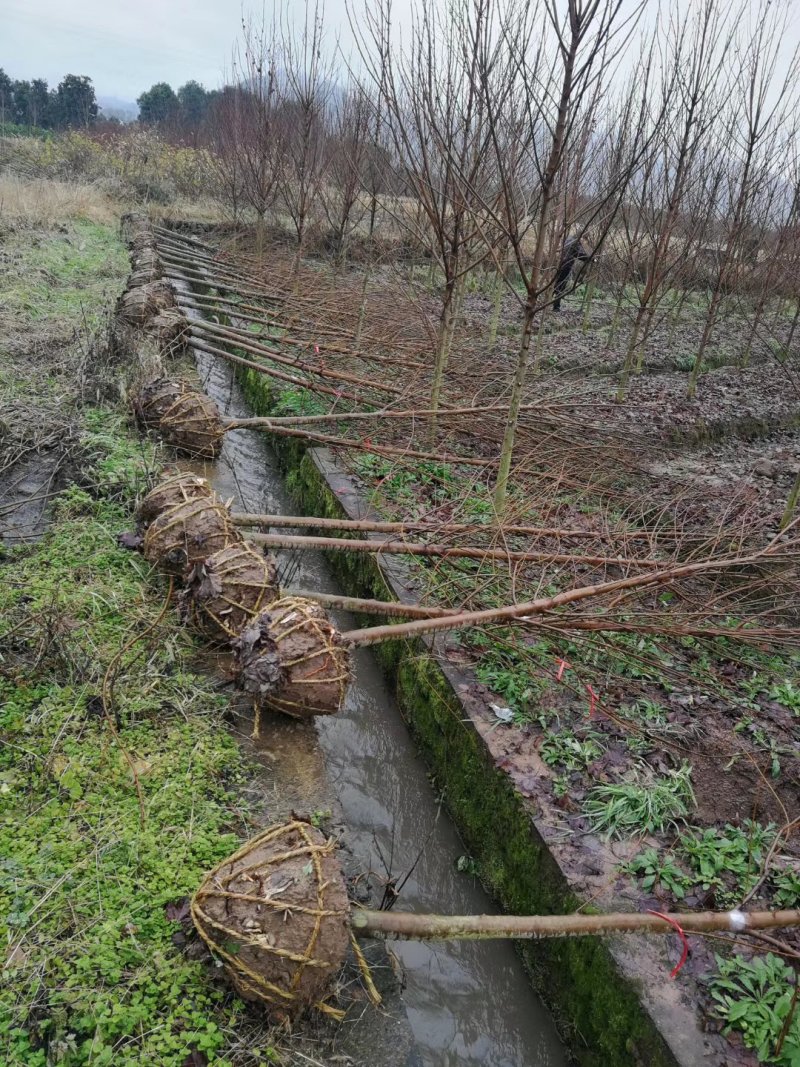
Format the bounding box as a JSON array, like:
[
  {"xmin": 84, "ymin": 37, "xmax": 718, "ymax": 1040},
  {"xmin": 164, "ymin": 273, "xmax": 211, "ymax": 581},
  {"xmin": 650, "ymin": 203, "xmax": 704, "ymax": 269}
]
[{"xmin": 232, "ymin": 362, "xmax": 679, "ymax": 1067}]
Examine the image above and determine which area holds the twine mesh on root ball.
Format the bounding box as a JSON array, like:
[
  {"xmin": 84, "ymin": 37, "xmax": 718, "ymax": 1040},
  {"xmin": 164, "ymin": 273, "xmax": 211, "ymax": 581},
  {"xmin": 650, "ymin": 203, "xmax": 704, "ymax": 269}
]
[
  {"xmin": 137, "ymin": 471, "xmax": 213, "ymax": 527},
  {"xmin": 232, "ymin": 597, "xmax": 352, "ymax": 731},
  {"xmin": 158, "ymin": 389, "xmax": 225, "ymax": 459},
  {"xmin": 190, "ymin": 820, "xmax": 351, "ymax": 1022},
  {"xmin": 143, "ymin": 496, "xmax": 240, "ymax": 576},
  {"xmin": 182, "ymin": 542, "xmax": 280, "ymax": 642},
  {"xmin": 133, "ymin": 377, "xmax": 189, "ymax": 429},
  {"xmin": 146, "ymin": 308, "xmax": 189, "ymax": 354},
  {"xmin": 116, "ymin": 280, "xmax": 176, "ymax": 326}
]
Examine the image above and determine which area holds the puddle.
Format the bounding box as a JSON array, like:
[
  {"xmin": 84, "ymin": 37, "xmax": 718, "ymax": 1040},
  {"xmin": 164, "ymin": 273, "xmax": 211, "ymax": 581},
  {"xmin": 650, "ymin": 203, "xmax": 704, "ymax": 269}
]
[
  {"xmin": 180, "ymin": 284, "xmax": 568, "ymax": 1067},
  {"xmin": 0, "ymin": 451, "xmax": 65, "ymax": 544}
]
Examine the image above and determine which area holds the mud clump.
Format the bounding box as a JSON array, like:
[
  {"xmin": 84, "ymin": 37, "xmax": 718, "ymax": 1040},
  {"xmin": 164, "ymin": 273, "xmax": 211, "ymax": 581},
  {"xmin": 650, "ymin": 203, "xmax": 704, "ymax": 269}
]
[
  {"xmin": 143, "ymin": 497, "xmax": 239, "ymax": 576},
  {"xmin": 191, "ymin": 821, "xmax": 350, "ymax": 1020},
  {"xmin": 232, "ymin": 597, "xmax": 352, "ymax": 720}
]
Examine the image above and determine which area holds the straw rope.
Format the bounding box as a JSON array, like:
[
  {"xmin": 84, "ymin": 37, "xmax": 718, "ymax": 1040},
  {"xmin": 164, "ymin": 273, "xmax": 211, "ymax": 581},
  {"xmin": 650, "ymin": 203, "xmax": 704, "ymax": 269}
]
[{"xmin": 190, "ymin": 821, "xmax": 351, "ymax": 1019}]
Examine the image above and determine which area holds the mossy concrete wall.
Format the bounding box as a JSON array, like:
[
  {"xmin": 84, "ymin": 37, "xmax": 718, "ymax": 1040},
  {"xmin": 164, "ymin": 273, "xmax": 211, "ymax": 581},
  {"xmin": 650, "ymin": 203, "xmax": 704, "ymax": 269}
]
[{"xmin": 230, "ymin": 365, "xmax": 703, "ymax": 1067}]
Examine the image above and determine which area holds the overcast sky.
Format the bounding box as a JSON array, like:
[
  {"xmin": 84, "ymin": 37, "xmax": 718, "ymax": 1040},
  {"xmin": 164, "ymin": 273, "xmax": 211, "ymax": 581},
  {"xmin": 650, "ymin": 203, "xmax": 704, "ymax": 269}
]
[
  {"xmin": 2, "ymin": 0, "xmax": 397, "ymax": 106},
  {"xmin": 4, "ymin": 0, "xmax": 800, "ymax": 110}
]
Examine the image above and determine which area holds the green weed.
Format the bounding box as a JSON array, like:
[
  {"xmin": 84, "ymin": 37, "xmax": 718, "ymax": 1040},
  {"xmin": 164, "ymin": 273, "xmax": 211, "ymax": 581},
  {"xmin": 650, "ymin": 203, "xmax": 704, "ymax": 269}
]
[
  {"xmin": 770, "ymin": 680, "xmax": 800, "ymax": 715},
  {"xmin": 624, "ymin": 847, "xmax": 688, "ymax": 899},
  {"xmin": 540, "ymin": 729, "xmax": 605, "ymax": 772},
  {"xmin": 584, "ymin": 763, "xmax": 695, "ymax": 838},
  {"xmin": 709, "ymin": 954, "xmax": 800, "ymax": 1065},
  {"xmin": 677, "ymin": 822, "xmax": 774, "ymax": 906}
]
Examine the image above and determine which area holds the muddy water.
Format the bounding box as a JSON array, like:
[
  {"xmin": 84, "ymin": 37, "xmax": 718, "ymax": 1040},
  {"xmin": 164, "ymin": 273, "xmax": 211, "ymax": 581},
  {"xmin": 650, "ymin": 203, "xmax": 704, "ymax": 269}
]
[{"xmin": 189, "ymin": 339, "xmax": 568, "ymax": 1067}]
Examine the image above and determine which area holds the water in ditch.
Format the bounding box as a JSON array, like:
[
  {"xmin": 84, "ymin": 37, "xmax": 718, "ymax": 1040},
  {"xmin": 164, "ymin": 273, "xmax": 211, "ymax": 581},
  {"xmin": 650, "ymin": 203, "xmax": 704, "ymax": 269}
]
[{"xmin": 189, "ymin": 337, "xmax": 568, "ymax": 1067}]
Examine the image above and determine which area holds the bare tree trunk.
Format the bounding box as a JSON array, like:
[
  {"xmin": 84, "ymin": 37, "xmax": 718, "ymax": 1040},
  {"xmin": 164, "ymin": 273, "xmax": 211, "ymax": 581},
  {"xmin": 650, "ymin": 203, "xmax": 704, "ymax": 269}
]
[
  {"xmin": 488, "ymin": 257, "xmax": 506, "ymax": 349},
  {"xmin": 494, "ymin": 309, "xmax": 535, "ymax": 510}
]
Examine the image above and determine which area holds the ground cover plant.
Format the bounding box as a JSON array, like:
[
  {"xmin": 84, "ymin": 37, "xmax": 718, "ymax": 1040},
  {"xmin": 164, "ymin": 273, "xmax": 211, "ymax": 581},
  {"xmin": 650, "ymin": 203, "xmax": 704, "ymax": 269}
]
[{"xmin": 0, "ymin": 211, "xmax": 296, "ymax": 1066}]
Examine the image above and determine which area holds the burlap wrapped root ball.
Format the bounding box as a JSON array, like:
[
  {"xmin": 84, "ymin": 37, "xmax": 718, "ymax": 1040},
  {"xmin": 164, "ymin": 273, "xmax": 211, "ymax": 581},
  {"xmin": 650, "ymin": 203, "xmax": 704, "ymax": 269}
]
[
  {"xmin": 133, "ymin": 377, "xmax": 189, "ymax": 429},
  {"xmin": 116, "ymin": 280, "xmax": 175, "ymax": 326},
  {"xmin": 158, "ymin": 390, "xmax": 225, "ymax": 459},
  {"xmin": 182, "ymin": 542, "xmax": 280, "ymax": 641},
  {"xmin": 233, "ymin": 597, "xmax": 352, "ymax": 721},
  {"xmin": 137, "ymin": 471, "xmax": 213, "ymax": 527},
  {"xmin": 143, "ymin": 496, "xmax": 240, "ymax": 576},
  {"xmin": 191, "ymin": 821, "xmax": 350, "ymax": 1020}
]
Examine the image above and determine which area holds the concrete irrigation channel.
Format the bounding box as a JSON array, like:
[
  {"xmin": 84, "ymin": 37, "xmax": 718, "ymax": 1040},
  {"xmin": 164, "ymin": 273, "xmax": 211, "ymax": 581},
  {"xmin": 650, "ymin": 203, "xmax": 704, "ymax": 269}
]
[
  {"xmin": 133, "ymin": 218, "xmax": 730, "ymax": 1067},
  {"xmin": 175, "ymin": 282, "xmax": 570, "ymax": 1067}
]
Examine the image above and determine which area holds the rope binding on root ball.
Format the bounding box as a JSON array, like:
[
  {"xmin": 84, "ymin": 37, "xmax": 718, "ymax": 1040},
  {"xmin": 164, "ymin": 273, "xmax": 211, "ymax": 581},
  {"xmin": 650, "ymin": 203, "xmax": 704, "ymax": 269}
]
[
  {"xmin": 158, "ymin": 389, "xmax": 225, "ymax": 459},
  {"xmin": 137, "ymin": 471, "xmax": 213, "ymax": 527},
  {"xmin": 116, "ymin": 280, "xmax": 176, "ymax": 326},
  {"xmin": 133, "ymin": 377, "xmax": 189, "ymax": 429},
  {"xmin": 232, "ymin": 597, "xmax": 352, "ymax": 732},
  {"xmin": 143, "ymin": 496, "xmax": 240, "ymax": 576},
  {"xmin": 182, "ymin": 542, "xmax": 279, "ymax": 642},
  {"xmin": 190, "ymin": 820, "xmax": 350, "ymax": 1021}
]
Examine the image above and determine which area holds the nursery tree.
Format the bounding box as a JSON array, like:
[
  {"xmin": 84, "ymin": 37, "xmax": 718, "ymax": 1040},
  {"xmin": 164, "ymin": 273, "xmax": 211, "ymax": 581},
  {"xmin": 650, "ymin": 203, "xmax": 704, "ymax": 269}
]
[
  {"xmin": 688, "ymin": 0, "xmax": 800, "ymax": 397},
  {"xmin": 206, "ymin": 86, "xmax": 248, "ymax": 224},
  {"xmin": 276, "ymin": 0, "xmax": 333, "ymax": 269},
  {"xmin": 354, "ymin": 0, "xmax": 502, "ymax": 430},
  {"xmin": 229, "ymin": 15, "xmax": 287, "ymax": 255},
  {"xmin": 468, "ymin": 0, "xmax": 654, "ymax": 513},
  {"xmin": 615, "ymin": 0, "xmax": 736, "ymax": 401},
  {"xmin": 319, "ymin": 80, "xmax": 375, "ymax": 266}
]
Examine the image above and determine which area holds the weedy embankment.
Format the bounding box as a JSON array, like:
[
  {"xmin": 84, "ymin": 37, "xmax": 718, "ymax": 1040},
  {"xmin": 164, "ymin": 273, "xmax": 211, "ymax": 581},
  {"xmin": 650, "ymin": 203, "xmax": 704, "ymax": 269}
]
[{"xmin": 0, "ymin": 207, "xmax": 286, "ymax": 1066}]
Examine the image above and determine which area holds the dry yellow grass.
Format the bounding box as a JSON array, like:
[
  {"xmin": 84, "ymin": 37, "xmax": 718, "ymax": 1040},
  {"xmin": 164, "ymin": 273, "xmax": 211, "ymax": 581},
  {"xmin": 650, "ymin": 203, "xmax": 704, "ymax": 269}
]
[
  {"xmin": 0, "ymin": 173, "xmax": 117, "ymax": 228},
  {"xmin": 0, "ymin": 173, "xmax": 231, "ymax": 231}
]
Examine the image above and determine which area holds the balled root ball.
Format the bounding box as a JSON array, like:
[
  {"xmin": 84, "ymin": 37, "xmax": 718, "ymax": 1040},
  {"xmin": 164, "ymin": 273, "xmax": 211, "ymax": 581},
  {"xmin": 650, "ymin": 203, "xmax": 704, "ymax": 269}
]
[
  {"xmin": 143, "ymin": 496, "xmax": 240, "ymax": 576},
  {"xmin": 137, "ymin": 471, "xmax": 214, "ymax": 527},
  {"xmin": 133, "ymin": 377, "xmax": 190, "ymax": 429},
  {"xmin": 182, "ymin": 542, "xmax": 280, "ymax": 642},
  {"xmin": 191, "ymin": 820, "xmax": 350, "ymax": 1020},
  {"xmin": 158, "ymin": 390, "xmax": 225, "ymax": 460},
  {"xmin": 146, "ymin": 308, "xmax": 189, "ymax": 354},
  {"xmin": 233, "ymin": 597, "xmax": 352, "ymax": 722},
  {"xmin": 116, "ymin": 280, "xmax": 176, "ymax": 326}
]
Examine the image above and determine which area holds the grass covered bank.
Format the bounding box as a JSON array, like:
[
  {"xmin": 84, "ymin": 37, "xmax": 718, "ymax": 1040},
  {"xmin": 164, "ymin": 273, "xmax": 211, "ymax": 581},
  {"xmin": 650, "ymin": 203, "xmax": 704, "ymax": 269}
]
[
  {"xmin": 0, "ymin": 471, "xmax": 252, "ymax": 1066},
  {"xmin": 0, "ymin": 211, "xmax": 281, "ymax": 1066}
]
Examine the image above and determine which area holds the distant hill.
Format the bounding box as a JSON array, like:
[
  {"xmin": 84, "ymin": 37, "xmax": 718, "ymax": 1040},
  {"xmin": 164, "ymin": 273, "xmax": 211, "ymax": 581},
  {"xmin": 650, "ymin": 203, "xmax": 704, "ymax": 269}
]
[{"xmin": 97, "ymin": 95, "xmax": 138, "ymax": 122}]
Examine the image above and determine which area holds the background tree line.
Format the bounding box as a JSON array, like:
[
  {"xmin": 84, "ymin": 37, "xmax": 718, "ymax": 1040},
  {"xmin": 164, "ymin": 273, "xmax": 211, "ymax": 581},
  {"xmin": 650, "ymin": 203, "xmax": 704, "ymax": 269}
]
[{"xmin": 0, "ymin": 71, "xmax": 98, "ymax": 129}]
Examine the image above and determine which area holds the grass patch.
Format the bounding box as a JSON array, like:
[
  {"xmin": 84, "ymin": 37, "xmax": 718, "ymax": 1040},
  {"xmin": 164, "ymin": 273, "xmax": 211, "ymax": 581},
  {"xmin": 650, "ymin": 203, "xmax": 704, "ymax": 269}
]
[
  {"xmin": 0, "ymin": 218, "xmax": 127, "ymax": 331},
  {"xmin": 583, "ymin": 762, "xmax": 695, "ymax": 838},
  {"xmin": 0, "ymin": 420, "xmax": 273, "ymax": 1067}
]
